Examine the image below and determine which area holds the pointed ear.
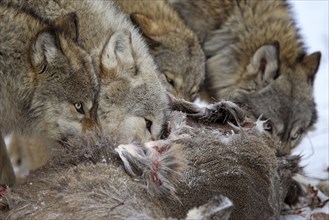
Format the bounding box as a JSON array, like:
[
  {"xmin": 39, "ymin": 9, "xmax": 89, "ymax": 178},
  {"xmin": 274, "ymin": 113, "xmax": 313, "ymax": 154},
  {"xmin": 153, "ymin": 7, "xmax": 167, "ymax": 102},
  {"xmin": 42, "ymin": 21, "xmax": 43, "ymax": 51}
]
[
  {"xmin": 53, "ymin": 12, "xmax": 79, "ymax": 43},
  {"xmin": 301, "ymin": 51, "xmax": 321, "ymax": 84},
  {"xmin": 248, "ymin": 42, "xmax": 280, "ymax": 84},
  {"xmin": 100, "ymin": 31, "xmax": 134, "ymax": 78},
  {"xmin": 30, "ymin": 30, "xmax": 63, "ymax": 73},
  {"xmin": 130, "ymin": 13, "xmax": 161, "ymax": 48},
  {"xmin": 130, "ymin": 13, "xmax": 159, "ymax": 36}
]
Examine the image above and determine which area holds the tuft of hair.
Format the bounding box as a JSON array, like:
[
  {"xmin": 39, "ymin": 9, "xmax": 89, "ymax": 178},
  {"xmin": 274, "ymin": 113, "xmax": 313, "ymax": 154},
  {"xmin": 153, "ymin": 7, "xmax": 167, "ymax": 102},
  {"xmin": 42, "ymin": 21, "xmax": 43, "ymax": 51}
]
[
  {"xmin": 115, "ymin": 141, "xmax": 187, "ymax": 200},
  {"xmin": 168, "ymin": 94, "xmax": 245, "ymax": 125},
  {"xmin": 194, "ymin": 101, "xmax": 245, "ymax": 124}
]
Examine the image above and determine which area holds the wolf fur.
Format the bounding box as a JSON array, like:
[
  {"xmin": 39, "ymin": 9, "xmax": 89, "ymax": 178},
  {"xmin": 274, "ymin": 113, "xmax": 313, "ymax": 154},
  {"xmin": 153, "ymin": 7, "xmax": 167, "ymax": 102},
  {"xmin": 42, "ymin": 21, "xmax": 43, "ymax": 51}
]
[
  {"xmin": 167, "ymin": 0, "xmax": 235, "ymax": 44},
  {"xmin": 168, "ymin": 0, "xmax": 322, "ymax": 153},
  {"xmin": 0, "ymin": 133, "xmax": 14, "ymax": 188},
  {"xmin": 5, "ymin": 134, "xmax": 52, "ymax": 181},
  {"xmin": 6, "ymin": 0, "xmax": 169, "ymax": 145},
  {"xmin": 0, "ymin": 101, "xmax": 300, "ymax": 220},
  {"xmin": 115, "ymin": 0, "xmax": 205, "ymax": 101},
  {"xmin": 0, "ymin": 3, "xmax": 99, "ymax": 187},
  {"xmin": 2, "ymin": 0, "xmax": 170, "ymax": 182}
]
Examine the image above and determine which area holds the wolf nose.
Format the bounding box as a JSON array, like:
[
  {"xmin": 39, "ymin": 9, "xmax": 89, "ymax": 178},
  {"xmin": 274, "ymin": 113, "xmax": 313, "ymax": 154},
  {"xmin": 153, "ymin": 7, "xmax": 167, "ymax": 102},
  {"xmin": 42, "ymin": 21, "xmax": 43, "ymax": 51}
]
[{"xmin": 82, "ymin": 117, "xmax": 99, "ymax": 132}]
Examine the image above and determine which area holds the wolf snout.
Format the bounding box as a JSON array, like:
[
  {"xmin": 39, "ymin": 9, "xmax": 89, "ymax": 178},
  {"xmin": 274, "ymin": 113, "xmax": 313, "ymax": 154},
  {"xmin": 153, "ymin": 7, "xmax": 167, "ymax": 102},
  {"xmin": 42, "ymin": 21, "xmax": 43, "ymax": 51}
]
[{"xmin": 81, "ymin": 116, "xmax": 99, "ymax": 132}]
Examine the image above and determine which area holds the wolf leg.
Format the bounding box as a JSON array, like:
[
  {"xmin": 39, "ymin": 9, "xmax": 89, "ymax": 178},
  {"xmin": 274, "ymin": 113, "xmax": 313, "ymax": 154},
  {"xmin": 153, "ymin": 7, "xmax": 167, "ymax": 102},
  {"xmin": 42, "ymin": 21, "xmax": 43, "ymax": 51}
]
[{"xmin": 0, "ymin": 131, "xmax": 16, "ymax": 187}]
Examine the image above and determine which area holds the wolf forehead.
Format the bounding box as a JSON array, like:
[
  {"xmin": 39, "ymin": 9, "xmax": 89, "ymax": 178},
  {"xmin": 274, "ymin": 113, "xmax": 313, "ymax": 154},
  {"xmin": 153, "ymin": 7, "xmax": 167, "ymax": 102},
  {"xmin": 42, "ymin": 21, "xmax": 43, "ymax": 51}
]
[
  {"xmin": 120, "ymin": 83, "xmax": 168, "ymax": 116},
  {"xmin": 65, "ymin": 72, "xmax": 99, "ymax": 101},
  {"xmin": 41, "ymin": 64, "xmax": 99, "ymax": 103}
]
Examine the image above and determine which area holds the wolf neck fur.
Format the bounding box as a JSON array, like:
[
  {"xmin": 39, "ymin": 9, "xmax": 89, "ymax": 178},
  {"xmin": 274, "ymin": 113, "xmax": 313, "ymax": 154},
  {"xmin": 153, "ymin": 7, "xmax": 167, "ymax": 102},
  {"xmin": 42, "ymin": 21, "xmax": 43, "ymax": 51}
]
[{"xmin": 204, "ymin": 0, "xmax": 306, "ymax": 98}]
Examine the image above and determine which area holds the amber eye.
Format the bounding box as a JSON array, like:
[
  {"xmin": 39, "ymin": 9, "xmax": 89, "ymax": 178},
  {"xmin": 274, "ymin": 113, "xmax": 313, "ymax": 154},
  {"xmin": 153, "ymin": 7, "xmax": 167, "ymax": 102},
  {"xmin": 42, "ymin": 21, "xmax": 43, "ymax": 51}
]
[
  {"xmin": 264, "ymin": 121, "xmax": 273, "ymax": 134},
  {"xmin": 165, "ymin": 75, "xmax": 174, "ymax": 86},
  {"xmin": 291, "ymin": 130, "xmax": 301, "ymax": 141},
  {"xmin": 74, "ymin": 102, "xmax": 85, "ymax": 114},
  {"xmin": 145, "ymin": 118, "xmax": 152, "ymax": 133}
]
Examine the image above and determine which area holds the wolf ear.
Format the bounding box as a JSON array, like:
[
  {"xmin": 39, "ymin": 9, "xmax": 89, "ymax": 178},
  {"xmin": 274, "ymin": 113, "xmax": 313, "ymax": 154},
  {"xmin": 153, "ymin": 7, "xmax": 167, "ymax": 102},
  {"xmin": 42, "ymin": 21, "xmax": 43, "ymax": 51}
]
[
  {"xmin": 130, "ymin": 13, "xmax": 159, "ymax": 36},
  {"xmin": 31, "ymin": 13, "xmax": 80, "ymax": 73},
  {"xmin": 100, "ymin": 31, "xmax": 134, "ymax": 78},
  {"xmin": 53, "ymin": 12, "xmax": 79, "ymax": 43},
  {"xmin": 31, "ymin": 30, "xmax": 63, "ymax": 73},
  {"xmin": 130, "ymin": 13, "xmax": 161, "ymax": 48},
  {"xmin": 248, "ymin": 42, "xmax": 280, "ymax": 84},
  {"xmin": 301, "ymin": 52, "xmax": 321, "ymax": 84}
]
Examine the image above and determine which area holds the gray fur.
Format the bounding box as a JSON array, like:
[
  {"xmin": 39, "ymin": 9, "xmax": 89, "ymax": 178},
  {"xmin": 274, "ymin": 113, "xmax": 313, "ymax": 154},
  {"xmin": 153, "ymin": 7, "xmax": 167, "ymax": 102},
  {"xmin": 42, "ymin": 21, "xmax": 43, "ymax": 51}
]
[
  {"xmin": 6, "ymin": 134, "xmax": 52, "ymax": 181},
  {"xmin": 4, "ymin": 0, "xmax": 169, "ymax": 144},
  {"xmin": 0, "ymin": 102, "xmax": 300, "ymax": 220},
  {"xmin": 0, "ymin": 132, "xmax": 15, "ymax": 188},
  {"xmin": 0, "ymin": 3, "xmax": 99, "ymax": 187},
  {"xmin": 116, "ymin": 0, "xmax": 205, "ymax": 101},
  {"xmin": 2, "ymin": 0, "xmax": 171, "ymax": 182},
  {"xmin": 168, "ymin": 0, "xmax": 321, "ymax": 152}
]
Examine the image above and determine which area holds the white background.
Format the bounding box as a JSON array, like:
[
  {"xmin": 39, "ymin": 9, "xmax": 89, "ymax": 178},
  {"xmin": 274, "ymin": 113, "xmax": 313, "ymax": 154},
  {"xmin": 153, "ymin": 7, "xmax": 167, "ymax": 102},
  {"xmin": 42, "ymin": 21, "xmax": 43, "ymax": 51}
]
[{"xmin": 290, "ymin": 0, "xmax": 329, "ymax": 183}]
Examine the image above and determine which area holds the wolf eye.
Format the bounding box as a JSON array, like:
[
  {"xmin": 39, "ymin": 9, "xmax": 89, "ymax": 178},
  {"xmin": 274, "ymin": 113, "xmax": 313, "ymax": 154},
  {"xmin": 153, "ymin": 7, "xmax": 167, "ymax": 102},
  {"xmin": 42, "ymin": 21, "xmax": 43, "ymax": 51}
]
[
  {"xmin": 145, "ymin": 118, "xmax": 152, "ymax": 133},
  {"xmin": 164, "ymin": 72, "xmax": 175, "ymax": 87},
  {"xmin": 291, "ymin": 130, "xmax": 301, "ymax": 141},
  {"xmin": 189, "ymin": 86, "xmax": 199, "ymax": 100},
  {"xmin": 264, "ymin": 121, "xmax": 273, "ymax": 133},
  {"xmin": 39, "ymin": 63, "xmax": 47, "ymax": 74},
  {"xmin": 190, "ymin": 91, "xmax": 197, "ymax": 100},
  {"xmin": 74, "ymin": 102, "xmax": 85, "ymax": 114},
  {"xmin": 166, "ymin": 75, "xmax": 174, "ymax": 86}
]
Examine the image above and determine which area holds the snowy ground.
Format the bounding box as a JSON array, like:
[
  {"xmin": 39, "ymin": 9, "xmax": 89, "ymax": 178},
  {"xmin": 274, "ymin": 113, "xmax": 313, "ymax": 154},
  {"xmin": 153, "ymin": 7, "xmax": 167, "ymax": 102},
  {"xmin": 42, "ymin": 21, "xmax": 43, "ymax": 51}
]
[
  {"xmin": 289, "ymin": 0, "xmax": 329, "ymax": 183},
  {"xmin": 282, "ymin": 2, "xmax": 329, "ymax": 218}
]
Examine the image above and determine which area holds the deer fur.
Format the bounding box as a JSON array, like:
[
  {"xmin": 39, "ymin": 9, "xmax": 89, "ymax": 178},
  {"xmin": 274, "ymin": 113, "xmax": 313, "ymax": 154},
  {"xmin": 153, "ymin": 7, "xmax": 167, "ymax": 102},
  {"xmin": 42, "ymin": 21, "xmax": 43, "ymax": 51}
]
[{"xmin": 0, "ymin": 101, "xmax": 300, "ymax": 220}]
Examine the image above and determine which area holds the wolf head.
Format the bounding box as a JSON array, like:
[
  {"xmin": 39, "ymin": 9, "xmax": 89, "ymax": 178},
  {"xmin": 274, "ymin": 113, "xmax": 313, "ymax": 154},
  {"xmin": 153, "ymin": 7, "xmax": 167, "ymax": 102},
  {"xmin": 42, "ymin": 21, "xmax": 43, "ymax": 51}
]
[
  {"xmin": 130, "ymin": 12, "xmax": 205, "ymax": 101},
  {"xmin": 98, "ymin": 30, "xmax": 168, "ymax": 145},
  {"xmin": 29, "ymin": 13, "xmax": 99, "ymax": 139},
  {"xmin": 230, "ymin": 42, "xmax": 321, "ymax": 154}
]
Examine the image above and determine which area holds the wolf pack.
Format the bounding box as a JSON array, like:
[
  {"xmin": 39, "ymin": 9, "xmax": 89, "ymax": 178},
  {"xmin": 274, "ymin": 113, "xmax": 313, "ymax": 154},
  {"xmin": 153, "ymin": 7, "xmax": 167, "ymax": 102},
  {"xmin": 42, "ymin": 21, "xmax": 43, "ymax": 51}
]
[{"xmin": 0, "ymin": 0, "xmax": 325, "ymax": 219}]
